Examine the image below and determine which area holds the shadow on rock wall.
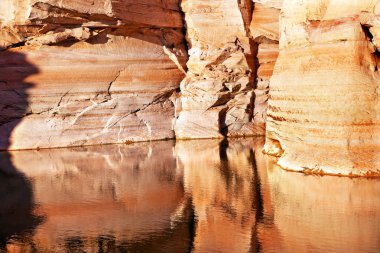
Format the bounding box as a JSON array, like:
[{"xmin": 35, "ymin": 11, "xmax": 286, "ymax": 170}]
[
  {"xmin": 0, "ymin": 47, "xmax": 43, "ymax": 249},
  {"xmin": 0, "ymin": 47, "xmax": 38, "ymax": 150}
]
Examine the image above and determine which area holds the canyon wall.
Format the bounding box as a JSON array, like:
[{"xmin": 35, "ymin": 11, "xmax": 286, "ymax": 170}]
[
  {"xmin": 264, "ymin": 0, "xmax": 380, "ymax": 176},
  {"xmin": 0, "ymin": 0, "xmax": 187, "ymax": 150},
  {"xmin": 0, "ymin": 0, "xmax": 275, "ymax": 149},
  {"xmin": 174, "ymin": 0, "xmax": 256, "ymax": 138},
  {"xmin": 2, "ymin": 0, "xmax": 380, "ymax": 176},
  {"xmin": 250, "ymin": 0, "xmax": 282, "ymax": 134}
]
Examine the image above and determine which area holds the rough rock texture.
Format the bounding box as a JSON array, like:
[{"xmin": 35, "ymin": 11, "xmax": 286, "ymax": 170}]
[
  {"xmin": 2, "ymin": 0, "xmax": 380, "ymax": 178},
  {"xmin": 250, "ymin": 0, "xmax": 282, "ymax": 134},
  {"xmin": 264, "ymin": 0, "xmax": 380, "ymax": 176},
  {"xmin": 0, "ymin": 0, "xmax": 187, "ymax": 150},
  {"xmin": 174, "ymin": 0, "xmax": 256, "ymax": 139}
]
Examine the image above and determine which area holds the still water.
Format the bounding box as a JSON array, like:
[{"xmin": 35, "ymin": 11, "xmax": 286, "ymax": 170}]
[{"xmin": 0, "ymin": 138, "xmax": 380, "ymax": 253}]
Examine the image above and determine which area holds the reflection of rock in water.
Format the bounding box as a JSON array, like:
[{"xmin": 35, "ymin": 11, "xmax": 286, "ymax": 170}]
[
  {"xmin": 0, "ymin": 153, "xmax": 43, "ymax": 251},
  {"xmin": 7, "ymin": 141, "xmax": 193, "ymax": 252},
  {"xmin": 175, "ymin": 138, "xmax": 263, "ymax": 253},
  {"xmin": 263, "ymin": 157, "xmax": 380, "ymax": 253},
  {"xmin": 3, "ymin": 138, "xmax": 380, "ymax": 252}
]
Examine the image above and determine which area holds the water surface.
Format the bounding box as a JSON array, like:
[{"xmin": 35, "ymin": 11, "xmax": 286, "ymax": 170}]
[{"xmin": 1, "ymin": 139, "xmax": 380, "ymax": 252}]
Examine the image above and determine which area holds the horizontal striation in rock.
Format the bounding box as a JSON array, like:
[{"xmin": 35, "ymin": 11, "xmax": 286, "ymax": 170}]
[
  {"xmin": 250, "ymin": 1, "xmax": 282, "ymax": 135},
  {"xmin": 250, "ymin": 3, "xmax": 281, "ymax": 42},
  {"xmin": 0, "ymin": 0, "xmax": 187, "ymax": 150},
  {"xmin": 265, "ymin": 1, "xmax": 380, "ymax": 176}
]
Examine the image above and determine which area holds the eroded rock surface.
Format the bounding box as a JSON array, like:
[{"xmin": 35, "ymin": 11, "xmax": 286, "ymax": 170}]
[
  {"xmin": 174, "ymin": 0, "xmax": 256, "ymax": 139},
  {"xmin": 0, "ymin": 0, "xmax": 187, "ymax": 150},
  {"xmin": 2, "ymin": 0, "xmax": 380, "ymax": 177},
  {"xmin": 264, "ymin": 0, "xmax": 380, "ymax": 176},
  {"xmin": 250, "ymin": 0, "xmax": 282, "ymax": 134}
]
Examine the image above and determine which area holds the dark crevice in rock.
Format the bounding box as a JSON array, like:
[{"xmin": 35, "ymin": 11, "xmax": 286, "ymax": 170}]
[
  {"xmin": 250, "ymin": 40, "xmax": 260, "ymax": 121},
  {"xmin": 4, "ymin": 41, "xmax": 26, "ymax": 50},
  {"xmin": 219, "ymin": 107, "xmax": 229, "ymax": 137},
  {"xmin": 50, "ymin": 37, "xmax": 80, "ymax": 47},
  {"xmin": 177, "ymin": 0, "xmax": 190, "ymax": 76},
  {"xmin": 374, "ymin": 50, "xmax": 380, "ymax": 72},
  {"xmin": 362, "ymin": 24, "xmax": 379, "ymax": 72},
  {"xmin": 106, "ymin": 69, "xmax": 123, "ymax": 100},
  {"xmin": 240, "ymin": 1, "xmax": 256, "ymax": 124},
  {"xmin": 178, "ymin": 0, "xmax": 190, "ymax": 51},
  {"xmin": 85, "ymin": 29, "xmax": 111, "ymax": 44},
  {"xmin": 362, "ymin": 24, "xmax": 374, "ymax": 40}
]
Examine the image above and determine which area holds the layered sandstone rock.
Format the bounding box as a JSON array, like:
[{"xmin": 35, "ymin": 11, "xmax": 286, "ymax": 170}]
[
  {"xmin": 174, "ymin": 0, "xmax": 256, "ymax": 139},
  {"xmin": 0, "ymin": 0, "xmax": 187, "ymax": 150},
  {"xmin": 264, "ymin": 0, "xmax": 380, "ymax": 176},
  {"xmin": 2, "ymin": 0, "xmax": 380, "ymax": 180},
  {"xmin": 250, "ymin": 1, "xmax": 282, "ymax": 134}
]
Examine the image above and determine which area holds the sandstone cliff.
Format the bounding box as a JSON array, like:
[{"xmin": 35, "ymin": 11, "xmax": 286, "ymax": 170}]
[
  {"xmin": 264, "ymin": 0, "xmax": 380, "ymax": 176},
  {"xmin": 250, "ymin": 0, "xmax": 282, "ymax": 135},
  {"xmin": 2, "ymin": 1, "xmax": 380, "ymax": 176},
  {"xmin": 0, "ymin": 0, "xmax": 187, "ymax": 150},
  {"xmin": 0, "ymin": 1, "xmax": 277, "ymax": 148},
  {"xmin": 174, "ymin": 0, "xmax": 256, "ymax": 139}
]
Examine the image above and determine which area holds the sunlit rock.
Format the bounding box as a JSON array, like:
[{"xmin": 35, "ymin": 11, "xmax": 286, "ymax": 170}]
[
  {"xmin": 0, "ymin": 0, "xmax": 187, "ymax": 150},
  {"xmin": 265, "ymin": 0, "xmax": 380, "ymax": 176},
  {"xmin": 174, "ymin": 0, "xmax": 256, "ymax": 139},
  {"xmin": 250, "ymin": 0, "xmax": 282, "ymax": 135}
]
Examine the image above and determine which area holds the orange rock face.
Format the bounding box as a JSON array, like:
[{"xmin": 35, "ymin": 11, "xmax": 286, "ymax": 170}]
[
  {"xmin": 174, "ymin": 0, "xmax": 256, "ymax": 139},
  {"xmin": 250, "ymin": 1, "xmax": 282, "ymax": 134},
  {"xmin": 0, "ymin": 0, "xmax": 187, "ymax": 150},
  {"xmin": 264, "ymin": 0, "xmax": 380, "ymax": 176},
  {"xmin": 2, "ymin": 0, "xmax": 380, "ymax": 177}
]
